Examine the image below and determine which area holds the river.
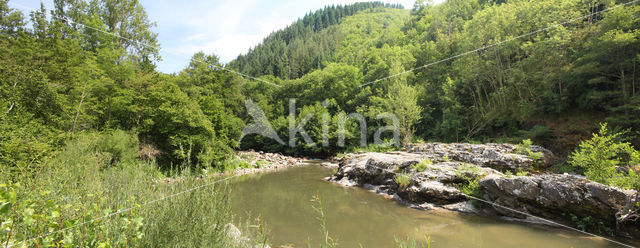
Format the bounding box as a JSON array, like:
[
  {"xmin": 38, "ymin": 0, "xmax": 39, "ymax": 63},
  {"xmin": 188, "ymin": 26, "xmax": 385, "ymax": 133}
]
[{"xmin": 228, "ymin": 162, "xmax": 623, "ymax": 247}]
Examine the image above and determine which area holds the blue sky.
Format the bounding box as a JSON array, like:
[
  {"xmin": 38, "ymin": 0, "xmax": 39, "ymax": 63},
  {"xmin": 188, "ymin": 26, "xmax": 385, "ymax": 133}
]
[{"xmin": 10, "ymin": 0, "xmax": 444, "ymax": 73}]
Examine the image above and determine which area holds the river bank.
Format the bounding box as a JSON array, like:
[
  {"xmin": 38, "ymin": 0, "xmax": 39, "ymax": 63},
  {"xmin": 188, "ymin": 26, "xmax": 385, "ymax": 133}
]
[{"xmin": 328, "ymin": 143, "xmax": 640, "ymax": 242}]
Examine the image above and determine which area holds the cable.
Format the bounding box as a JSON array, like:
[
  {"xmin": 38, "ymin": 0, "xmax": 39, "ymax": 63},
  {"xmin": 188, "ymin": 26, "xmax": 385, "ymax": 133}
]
[
  {"xmin": 7, "ymin": 174, "xmax": 242, "ymax": 248},
  {"xmin": 463, "ymin": 194, "xmax": 635, "ymax": 248},
  {"xmin": 7, "ymin": 1, "xmax": 282, "ymax": 88},
  {"xmin": 359, "ymin": 0, "xmax": 640, "ymax": 88},
  {"xmin": 355, "ymin": 161, "xmax": 635, "ymax": 248}
]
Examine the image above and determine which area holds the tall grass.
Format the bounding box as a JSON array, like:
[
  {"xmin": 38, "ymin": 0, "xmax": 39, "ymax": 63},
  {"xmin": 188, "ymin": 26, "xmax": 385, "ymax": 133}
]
[
  {"xmin": 0, "ymin": 130, "xmax": 252, "ymax": 247},
  {"xmin": 395, "ymin": 235, "xmax": 431, "ymax": 248}
]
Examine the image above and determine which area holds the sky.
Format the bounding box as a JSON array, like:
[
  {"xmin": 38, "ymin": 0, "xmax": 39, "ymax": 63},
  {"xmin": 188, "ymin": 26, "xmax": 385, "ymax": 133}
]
[{"xmin": 9, "ymin": 0, "xmax": 444, "ymax": 73}]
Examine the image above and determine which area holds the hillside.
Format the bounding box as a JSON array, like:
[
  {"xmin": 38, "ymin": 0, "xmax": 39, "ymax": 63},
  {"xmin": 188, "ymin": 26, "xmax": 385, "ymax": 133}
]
[
  {"xmin": 1, "ymin": 0, "xmax": 640, "ymax": 246},
  {"xmin": 238, "ymin": 0, "xmax": 640, "ymax": 157},
  {"xmin": 227, "ymin": 2, "xmax": 405, "ymax": 79}
]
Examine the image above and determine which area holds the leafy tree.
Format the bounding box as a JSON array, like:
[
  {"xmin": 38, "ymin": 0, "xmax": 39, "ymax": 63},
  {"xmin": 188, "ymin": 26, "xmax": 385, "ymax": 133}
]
[
  {"xmin": 569, "ymin": 123, "xmax": 640, "ymax": 186},
  {"xmin": 140, "ymin": 81, "xmax": 230, "ymax": 167}
]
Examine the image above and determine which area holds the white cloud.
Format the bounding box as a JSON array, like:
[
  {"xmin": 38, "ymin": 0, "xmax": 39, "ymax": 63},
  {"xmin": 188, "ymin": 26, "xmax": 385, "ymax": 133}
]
[
  {"xmin": 167, "ymin": 33, "xmax": 265, "ymax": 62},
  {"xmin": 182, "ymin": 33, "xmax": 207, "ymax": 42},
  {"xmin": 148, "ymin": 0, "xmax": 448, "ymax": 73}
]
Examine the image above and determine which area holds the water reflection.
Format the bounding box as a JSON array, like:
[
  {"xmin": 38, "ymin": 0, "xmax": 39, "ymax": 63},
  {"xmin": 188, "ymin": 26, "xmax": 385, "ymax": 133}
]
[{"xmin": 229, "ymin": 163, "xmax": 626, "ymax": 248}]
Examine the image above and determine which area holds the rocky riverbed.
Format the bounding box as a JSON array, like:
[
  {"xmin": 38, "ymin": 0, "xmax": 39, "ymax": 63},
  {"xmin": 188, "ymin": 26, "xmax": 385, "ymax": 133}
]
[{"xmin": 329, "ymin": 143, "xmax": 640, "ymax": 239}]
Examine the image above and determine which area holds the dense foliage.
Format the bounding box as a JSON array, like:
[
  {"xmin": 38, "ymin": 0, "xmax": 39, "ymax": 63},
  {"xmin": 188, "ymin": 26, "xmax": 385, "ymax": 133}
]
[
  {"xmin": 0, "ymin": 0, "xmax": 245, "ymax": 170},
  {"xmin": 2, "ymin": 0, "xmax": 640, "ymax": 244},
  {"xmin": 2, "ymin": 0, "xmax": 639, "ymax": 164},
  {"xmin": 236, "ymin": 0, "xmax": 640, "ymax": 157},
  {"xmin": 569, "ymin": 123, "xmax": 640, "ymax": 189}
]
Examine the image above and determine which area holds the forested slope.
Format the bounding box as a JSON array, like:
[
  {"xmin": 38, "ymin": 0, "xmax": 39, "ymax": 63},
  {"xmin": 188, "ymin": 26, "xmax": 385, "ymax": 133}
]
[
  {"xmin": 227, "ymin": 2, "xmax": 404, "ymax": 79},
  {"xmin": 1, "ymin": 1, "xmax": 639, "ymax": 245},
  {"xmin": 237, "ymin": 0, "xmax": 640, "ymax": 156},
  {"xmin": 2, "ymin": 0, "xmax": 640, "ymax": 169}
]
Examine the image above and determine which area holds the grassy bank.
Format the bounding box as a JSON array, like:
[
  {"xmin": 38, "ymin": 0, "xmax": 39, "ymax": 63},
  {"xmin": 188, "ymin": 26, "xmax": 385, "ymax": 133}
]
[{"xmin": 0, "ymin": 131, "xmax": 263, "ymax": 247}]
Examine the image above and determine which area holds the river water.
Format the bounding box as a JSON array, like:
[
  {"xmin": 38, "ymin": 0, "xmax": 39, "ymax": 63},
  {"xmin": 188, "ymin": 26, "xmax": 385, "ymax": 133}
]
[{"xmin": 228, "ymin": 162, "xmax": 626, "ymax": 248}]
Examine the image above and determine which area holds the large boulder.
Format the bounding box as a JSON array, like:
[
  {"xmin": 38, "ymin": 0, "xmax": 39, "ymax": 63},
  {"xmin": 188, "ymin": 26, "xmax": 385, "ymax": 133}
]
[
  {"xmin": 330, "ymin": 144, "xmax": 639, "ymax": 239},
  {"xmin": 405, "ymin": 143, "xmax": 554, "ymax": 172},
  {"xmin": 479, "ymin": 174, "xmax": 636, "ymax": 228},
  {"xmin": 330, "ymin": 151, "xmax": 500, "ymax": 207}
]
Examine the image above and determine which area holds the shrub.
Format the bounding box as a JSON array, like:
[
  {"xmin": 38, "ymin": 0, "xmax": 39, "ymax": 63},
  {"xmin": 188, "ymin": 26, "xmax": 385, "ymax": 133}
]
[
  {"xmin": 97, "ymin": 129, "xmax": 139, "ymax": 165},
  {"xmin": 411, "ymin": 159, "xmax": 432, "ymax": 172},
  {"xmin": 516, "ymin": 138, "xmax": 543, "ymax": 164},
  {"xmin": 569, "ymin": 123, "xmax": 640, "ymax": 187},
  {"xmin": 570, "ymin": 214, "xmax": 613, "ymax": 235},
  {"xmin": 3, "ymin": 133, "xmax": 246, "ymax": 247},
  {"xmin": 255, "ymin": 159, "xmax": 271, "ymax": 168},
  {"xmin": 454, "ymin": 163, "xmax": 483, "ymax": 199},
  {"xmin": 459, "ymin": 178, "xmax": 480, "ymax": 197},
  {"xmin": 394, "ymin": 173, "xmax": 411, "ymax": 188},
  {"xmin": 0, "ymin": 182, "xmax": 144, "ymax": 247},
  {"xmin": 505, "ymin": 170, "xmax": 514, "ymax": 178},
  {"xmin": 224, "ymin": 158, "xmax": 251, "ymax": 171}
]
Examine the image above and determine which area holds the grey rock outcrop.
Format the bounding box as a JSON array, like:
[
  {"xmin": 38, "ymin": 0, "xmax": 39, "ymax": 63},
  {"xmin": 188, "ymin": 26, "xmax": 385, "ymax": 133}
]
[
  {"xmin": 329, "ymin": 143, "xmax": 639, "ymax": 239},
  {"xmin": 330, "ymin": 151, "xmax": 501, "ymax": 209},
  {"xmin": 405, "ymin": 143, "xmax": 554, "ymax": 172},
  {"xmin": 479, "ymin": 174, "xmax": 634, "ymax": 225}
]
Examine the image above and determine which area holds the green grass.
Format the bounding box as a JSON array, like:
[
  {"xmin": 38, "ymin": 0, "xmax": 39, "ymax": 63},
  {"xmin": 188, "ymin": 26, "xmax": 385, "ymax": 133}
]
[
  {"xmin": 411, "ymin": 159, "xmax": 432, "ymax": 172},
  {"xmin": 395, "ymin": 235, "xmax": 431, "ymax": 248},
  {"xmin": 394, "ymin": 173, "xmax": 412, "ymax": 188},
  {"xmin": 336, "ymin": 143, "xmax": 398, "ymax": 158},
  {"xmin": 0, "ymin": 131, "xmax": 256, "ymax": 247}
]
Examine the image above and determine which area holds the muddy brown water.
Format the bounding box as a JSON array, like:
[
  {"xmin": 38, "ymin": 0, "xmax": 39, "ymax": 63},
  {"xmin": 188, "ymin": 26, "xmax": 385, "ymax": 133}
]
[{"xmin": 229, "ymin": 161, "xmax": 630, "ymax": 248}]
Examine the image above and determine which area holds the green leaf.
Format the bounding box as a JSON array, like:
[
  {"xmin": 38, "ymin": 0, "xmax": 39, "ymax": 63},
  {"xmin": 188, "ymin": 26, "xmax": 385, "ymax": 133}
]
[{"xmin": 0, "ymin": 202, "xmax": 11, "ymax": 215}]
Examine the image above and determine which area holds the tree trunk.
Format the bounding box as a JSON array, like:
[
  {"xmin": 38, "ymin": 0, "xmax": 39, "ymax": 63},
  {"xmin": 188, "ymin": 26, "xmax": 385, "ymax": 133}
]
[
  {"xmin": 6, "ymin": 75, "xmax": 19, "ymax": 114},
  {"xmin": 107, "ymin": 96, "xmax": 112, "ymax": 124},
  {"xmin": 633, "ymin": 56, "xmax": 636, "ymax": 97},
  {"xmin": 72, "ymin": 81, "xmax": 89, "ymax": 134}
]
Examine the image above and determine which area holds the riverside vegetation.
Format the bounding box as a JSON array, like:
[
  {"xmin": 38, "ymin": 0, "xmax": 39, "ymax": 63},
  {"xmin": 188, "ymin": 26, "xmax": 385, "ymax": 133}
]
[{"xmin": 1, "ymin": 0, "xmax": 640, "ymax": 246}]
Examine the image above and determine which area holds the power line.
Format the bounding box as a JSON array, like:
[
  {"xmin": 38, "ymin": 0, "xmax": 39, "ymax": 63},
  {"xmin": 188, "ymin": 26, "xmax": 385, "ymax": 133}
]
[
  {"xmin": 4, "ymin": 1, "xmax": 639, "ymax": 247},
  {"xmin": 359, "ymin": 0, "xmax": 640, "ymax": 88},
  {"xmin": 463, "ymin": 194, "xmax": 635, "ymax": 248},
  {"xmin": 358, "ymin": 162, "xmax": 635, "ymax": 248},
  {"xmin": 7, "ymin": 173, "xmax": 242, "ymax": 248},
  {"xmin": 7, "ymin": 1, "xmax": 282, "ymax": 88}
]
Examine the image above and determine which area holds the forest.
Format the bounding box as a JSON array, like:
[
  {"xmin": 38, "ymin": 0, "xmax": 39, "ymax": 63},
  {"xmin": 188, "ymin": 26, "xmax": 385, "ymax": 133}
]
[
  {"xmin": 3, "ymin": 0, "xmax": 638, "ymax": 170},
  {"xmin": 1, "ymin": 0, "xmax": 639, "ymax": 246}
]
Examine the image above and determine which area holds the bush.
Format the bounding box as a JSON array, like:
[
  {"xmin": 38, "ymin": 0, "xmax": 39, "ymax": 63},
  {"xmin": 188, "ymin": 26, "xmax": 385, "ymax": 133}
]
[
  {"xmin": 569, "ymin": 123, "xmax": 640, "ymax": 188},
  {"xmin": 97, "ymin": 129, "xmax": 139, "ymax": 166},
  {"xmin": 1, "ymin": 133, "xmax": 246, "ymax": 247},
  {"xmin": 411, "ymin": 159, "xmax": 432, "ymax": 172},
  {"xmin": 0, "ymin": 181, "xmax": 144, "ymax": 247},
  {"xmin": 140, "ymin": 81, "xmax": 232, "ymax": 169},
  {"xmin": 515, "ymin": 139, "xmax": 543, "ymax": 167},
  {"xmin": 394, "ymin": 173, "xmax": 411, "ymax": 188},
  {"xmin": 454, "ymin": 163, "xmax": 482, "ymax": 199}
]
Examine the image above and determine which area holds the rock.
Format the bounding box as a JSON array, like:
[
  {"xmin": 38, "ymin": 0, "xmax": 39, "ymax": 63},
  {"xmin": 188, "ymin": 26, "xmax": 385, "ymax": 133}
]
[
  {"xmin": 397, "ymin": 180, "xmax": 466, "ymax": 205},
  {"xmin": 330, "ymin": 151, "xmax": 500, "ymax": 210},
  {"xmin": 479, "ymin": 174, "xmax": 635, "ymax": 227},
  {"xmin": 405, "ymin": 143, "xmax": 554, "ymax": 171},
  {"xmin": 225, "ymin": 223, "xmax": 243, "ymax": 240},
  {"xmin": 442, "ymin": 201, "xmax": 477, "ymax": 214},
  {"xmin": 329, "ymin": 144, "xmax": 639, "ymax": 239},
  {"xmin": 225, "ymin": 223, "xmax": 271, "ymax": 248},
  {"xmin": 233, "ymin": 150, "xmax": 306, "ymax": 175}
]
